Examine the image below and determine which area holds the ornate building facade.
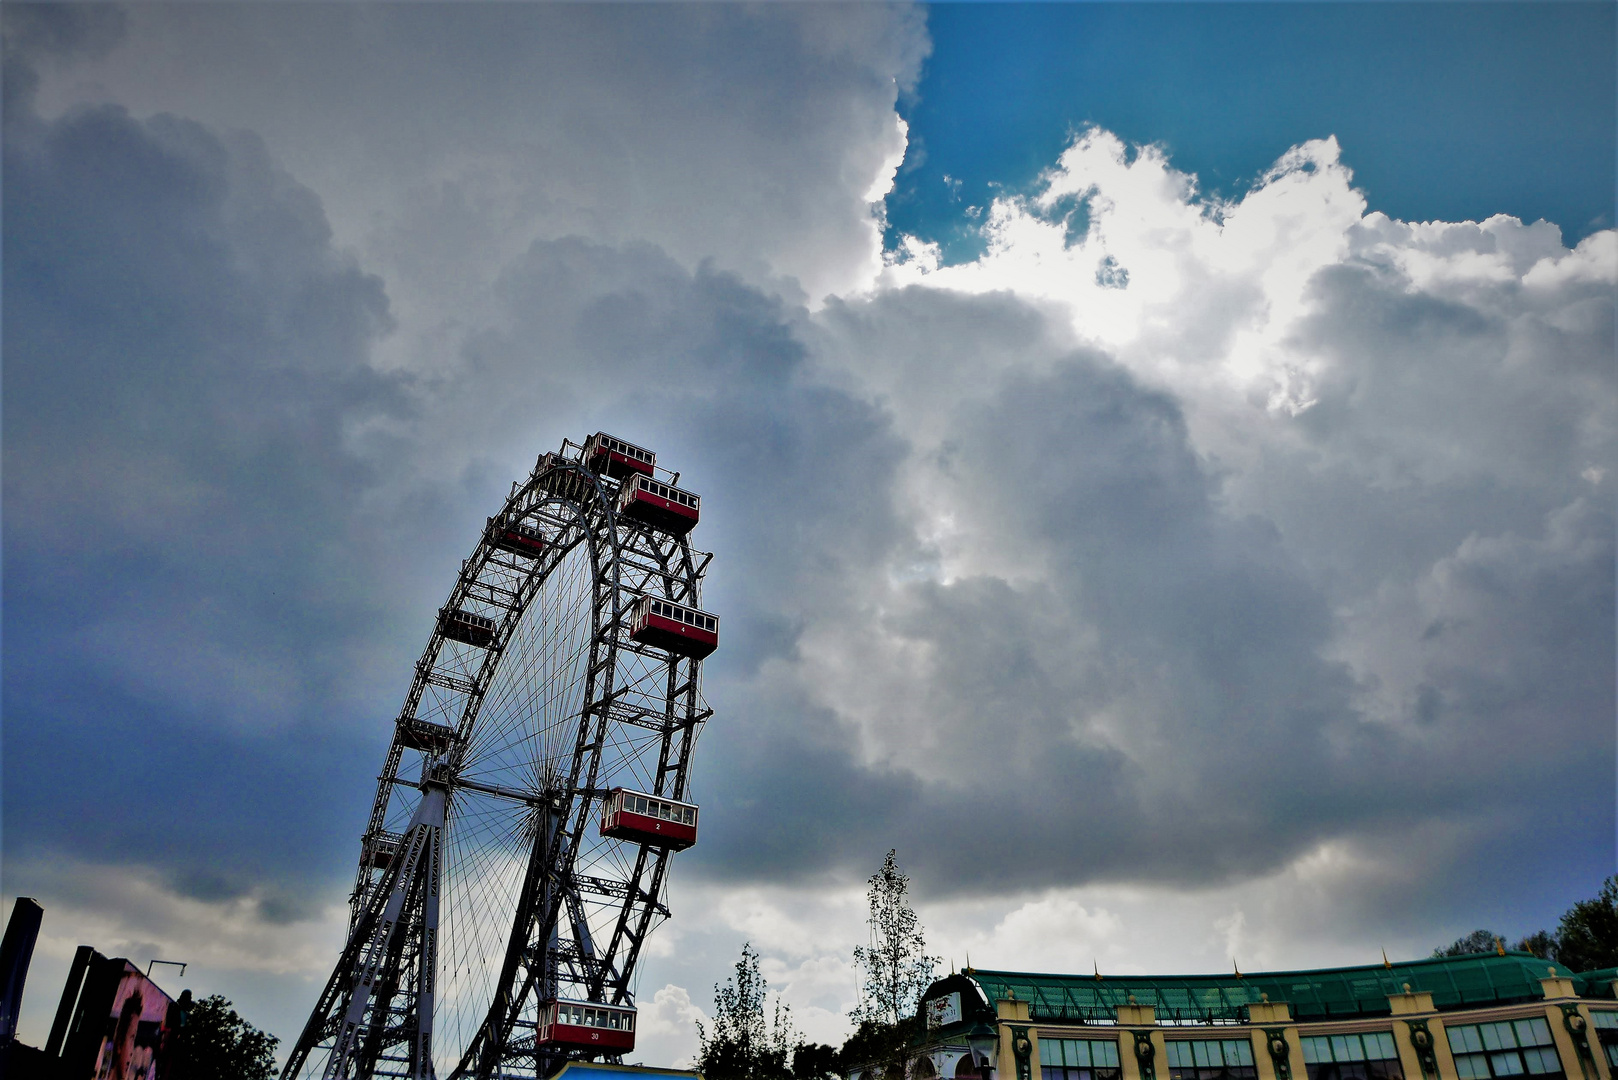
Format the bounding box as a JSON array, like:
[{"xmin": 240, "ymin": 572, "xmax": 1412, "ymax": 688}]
[{"xmin": 853, "ymin": 954, "xmax": 1617, "ymax": 1080}]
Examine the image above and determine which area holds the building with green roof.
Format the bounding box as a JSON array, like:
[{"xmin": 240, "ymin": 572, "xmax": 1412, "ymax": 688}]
[{"xmin": 846, "ymin": 953, "xmax": 1617, "ymax": 1080}]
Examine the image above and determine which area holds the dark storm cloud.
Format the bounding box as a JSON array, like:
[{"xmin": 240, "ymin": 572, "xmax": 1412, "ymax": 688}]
[
  {"xmin": 3, "ymin": 46, "xmax": 405, "ymax": 896},
  {"xmin": 1, "ymin": 3, "xmax": 125, "ymax": 111}
]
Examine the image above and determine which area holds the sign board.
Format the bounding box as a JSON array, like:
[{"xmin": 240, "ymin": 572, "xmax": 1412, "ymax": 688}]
[
  {"xmin": 49, "ymin": 953, "xmax": 179, "ymax": 1080},
  {"xmin": 92, "ymin": 964, "xmax": 178, "ymax": 1080},
  {"xmin": 925, "ymin": 991, "xmax": 962, "ymax": 1028}
]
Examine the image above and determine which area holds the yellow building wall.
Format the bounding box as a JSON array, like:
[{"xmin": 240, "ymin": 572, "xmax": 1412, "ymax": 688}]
[
  {"xmin": 1117, "ymin": 1030, "xmax": 1144, "ymax": 1080},
  {"xmin": 1250, "ymin": 1032, "xmax": 1278, "ymax": 1080},
  {"xmin": 973, "ymin": 987, "xmax": 1613, "ymax": 1080},
  {"xmin": 1427, "ymin": 1015, "xmax": 1461, "ymax": 1080}
]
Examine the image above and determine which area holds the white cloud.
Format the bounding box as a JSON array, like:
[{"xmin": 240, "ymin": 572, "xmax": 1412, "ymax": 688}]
[
  {"xmin": 801, "ymin": 126, "xmax": 1614, "ymax": 814},
  {"xmin": 3, "ymin": 862, "xmax": 347, "ymax": 1061},
  {"xmin": 633, "ymin": 984, "xmax": 711, "ymax": 1069},
  {"xmin": 29, "ymin": 4, "xmax": 926, "ymax": 313}
]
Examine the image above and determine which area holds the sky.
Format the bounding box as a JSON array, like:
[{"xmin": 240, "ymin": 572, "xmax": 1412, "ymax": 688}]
[{"xmin": 2, "ymin": 0, "xmax": 1614, "ymax": 1071}]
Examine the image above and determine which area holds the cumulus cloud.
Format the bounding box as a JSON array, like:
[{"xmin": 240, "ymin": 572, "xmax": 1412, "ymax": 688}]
[
  {"xmin": 26, "ymin": 4, "xmax": 926, "ymax": 310},
  {"xmin": 2, "ymin": 856, "xmax": 347, "ymax": 1061},
  {"xmin": 633, "ymin": 984, "xmax": 711, "ymax": 1069},
  {"xmin": 771, "ymin": 126, "xmax": 1615, "ymax": 908}
]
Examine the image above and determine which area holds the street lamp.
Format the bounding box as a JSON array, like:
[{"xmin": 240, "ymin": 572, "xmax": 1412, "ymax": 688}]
[{"xmin": 966, "ymin": 1022, "xmax": 999, "ymax": 1080}]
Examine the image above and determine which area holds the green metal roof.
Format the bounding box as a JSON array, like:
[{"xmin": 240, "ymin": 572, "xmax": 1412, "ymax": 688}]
[
  {"xmin": 1576, "ymin": 967, "xmax": 1618, "ymax": 999},
  {"xmin": 965, "ymin": 952, "xmax": 1575, "ymax": 1024}
]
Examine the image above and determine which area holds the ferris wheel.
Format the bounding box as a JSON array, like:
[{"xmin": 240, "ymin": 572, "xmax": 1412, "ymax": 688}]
[{"xmin": 284, "ymin": 433, "xmax": 718, "ymax": 1080}]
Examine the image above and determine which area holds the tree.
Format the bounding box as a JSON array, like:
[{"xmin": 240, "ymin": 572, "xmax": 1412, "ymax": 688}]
[
  {"xmin": 1514, "ymin": 930, "xmax": 1556, "ymax": 960},
  {"xmin": 1432, "ymin": 877, "xmax": 1618, "ymax": 972},
  {"xmin": 1433, "ymin": 929, "xmax": 1503, "ymax": 958},
  {"xmin": 837, "ymin": 1016, "xmax": 925, "ymax": 1080},
  {"xmin": 1553, "ymin": 875, "xmax": 1618, "ymax": 971},
  {"xmin": 851, "ymin": 850, "xmax": 939, "ymax": 1028},
  {"xmin": 170, "ymin": 993, "xmax": 278, "ymax": 1080},
  {"xmin": 697, "ymin": 943, "xmax": 796, "ymax": 1080},
  {"xmin": 793, "ymin": 1042, "xmax": 842, "ymax": 1080}
]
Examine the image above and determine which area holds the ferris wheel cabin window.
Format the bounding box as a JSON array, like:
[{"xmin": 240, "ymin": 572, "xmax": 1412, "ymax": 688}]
[
  {"xmin": 629, "ymin": 594, "xmax": 720, "ymax": 659},
  {"xmin": 585, "ymin": 432, "xmax": 656, "ymax": 479},
  {"xmin": 439, "ymin": 607, "xmax": 497, "ymax": 648},
  {"xmin": 490, "ymin": 518, "xmax": 548, "ymax": 559},
  {"xmin": 541, "ymin": 998, "xmax": 638, "ymax": 1052},
  {"xmin": 600, "ymin": 787, "xmax": 700, "ymax": 850},
  {"xmin": 552, "ymin": 1001, "xmax": 635, "ymax": 1031},
  {"xmin": 618, "ymin": 474, "xmax": 701, "ymax": 535}
]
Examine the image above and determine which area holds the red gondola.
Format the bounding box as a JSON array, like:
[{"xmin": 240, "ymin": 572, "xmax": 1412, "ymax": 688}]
[
  {"xmin": 583, "ymin": 432, "xmax": 656, "ymax": 480},
  {"xmin": 396, "ymin": 717, "xmax": 456, "ymax": 754},
  {"xmin": 489, "ymin": 518, "xmax": 548, "ymax": 559},
  {"xmin": 439, "ymin": 608, "xmax": 497, "ymax": 648},
  {"xmin": 537, "ymin": 1000, "xmax": 637, "ymax": 1053},
  {"xmin": 535, "ymin": 452, "xmax": 590, "ymax": 500},
  {"xmin": 600, "ymin": 788, "xmax": 698, "ymax": 851},
  {"xmin": 616, "ymin": 474, "xmax": 700, "ymax": 536},
  {"xmin": 628, "ymin": 595, "xmax": 718, "ymax": 659},
  {"xmin": 362, "ymin": 832, "xmax": 402, "ymax": 870}
]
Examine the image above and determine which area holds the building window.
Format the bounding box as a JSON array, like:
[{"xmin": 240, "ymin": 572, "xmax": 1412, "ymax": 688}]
[
  {"xmin": 1445, "ymin": 1019, "xmax": 1563, "ymax": 1080},
  {"xmin": 1298, "ymin": 1032, "xmax": 1404, "ymax": 1080},
  {"xmin": 1040, "ymin": 1038, "xmax": 1122, "ymax": 1080},
  {"xmin": 1588, "ymin": 1011, "xmax": 1617, "ymax": 1068},
  {"xmin": 1165, "ymin": 1039, "xmax": 1257, "ymax": 1080}
]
